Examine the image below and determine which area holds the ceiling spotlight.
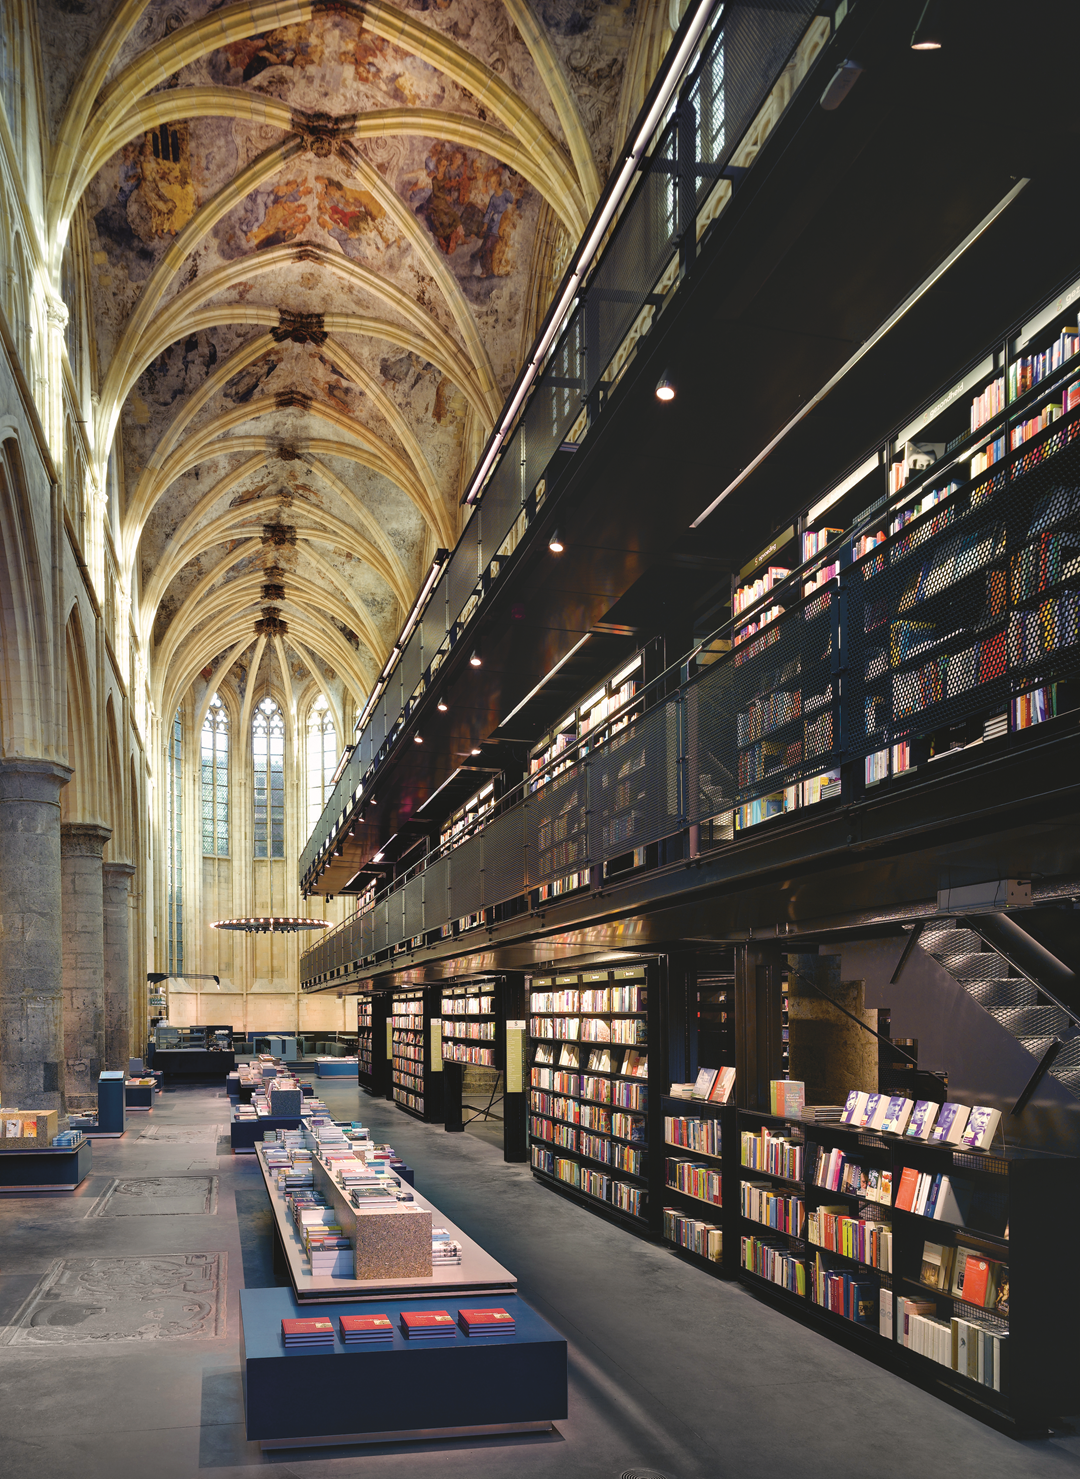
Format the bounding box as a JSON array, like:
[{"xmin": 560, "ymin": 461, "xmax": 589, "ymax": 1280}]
[
  {"xmin": 470, "ymin": 747, "xmax": 481, "ymax": 756},
  {"xmin": 819, "ymin": 58, "xmax": 864, "ymax": 109},
  {"xmin": 469, "ymin": 649, "xmax": 482, "ymax": 667},
  {"xmin": 437, "ymin": 698, "xmax": 448, "ymax": 712},
  {"xmin": 413, "ymin": 733, "xmax": 423, "ymax": 743},
  {"xmin": 548, "ymin": 528, "xmax": 565, "ymax": 554},
  {"xmin": 655, "ymin": 371, "xmax": 675, "ymax": 402},
  {"xmin": 910, "ymin": 0, "xmax": 943, "ymax": 48}
]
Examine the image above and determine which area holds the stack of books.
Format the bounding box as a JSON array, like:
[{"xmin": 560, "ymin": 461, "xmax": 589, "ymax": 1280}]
[
  {"xmin": 800, "ymin": 1105, "xmax": 844, "ymax": 1124},
  {"xmin": 339, "ymin": 1313, "xmax": 394, "ymax": 1344},
  {"xmin": 432, "ymin": 1228, "xmax": 462, "ymax": 1264},
  {"xmin": 281, "ymin": 1316, "xmax": 335, "ymax": 1350},
  {"xmin": 400, "ymin": 1310, "xmax": 457, "ymax": 1340},
  {"xmin": 457, "ymin": 1307, "xmax": 515, "ymax": 1336}
]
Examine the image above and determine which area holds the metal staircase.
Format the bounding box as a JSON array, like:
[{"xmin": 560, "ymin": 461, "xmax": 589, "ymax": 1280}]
[{"xmin": 919, "ymin": 918, "xmax": 1080, "ymax": 1102}]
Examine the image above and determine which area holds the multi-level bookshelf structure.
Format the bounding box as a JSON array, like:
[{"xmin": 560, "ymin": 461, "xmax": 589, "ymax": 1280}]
[
  {"xmin": 356, "ymin": 995, "xmax": 374, "ymax": 1090},
  {"xmin": 734, "ymin": 1107, "xmax": 1080, "ymax": 1433},
  {"xmin": 528, "ymin": 960, "xmax": 659, "ymax": 1230},
  {"xmin": 704, "ymin": 278, "xmax": 1080, "ymax": 842},
  {"xmin": 441, "ymin": 984, "xmax": 499, "ymax": 1070}
]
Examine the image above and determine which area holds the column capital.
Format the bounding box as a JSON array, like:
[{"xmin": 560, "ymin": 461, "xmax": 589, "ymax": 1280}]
[
  {"xmin": 0, "ymin": 758, "xmax": 73, "ymax": 805},
  {"xmin": 102, "ymin": 861, "xmax": 137, "ymax": 878},
  {"xmin": 60, "ymin": 821, "xmax": 113, "ymax": 858}
]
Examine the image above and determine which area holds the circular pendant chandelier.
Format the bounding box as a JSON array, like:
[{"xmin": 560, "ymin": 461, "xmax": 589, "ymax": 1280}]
[{"xmin": 209, "ymin": 917, "xmax": 330, "ymax": 935}]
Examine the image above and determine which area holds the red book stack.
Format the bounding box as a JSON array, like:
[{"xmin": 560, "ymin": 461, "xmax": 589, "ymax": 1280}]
[
  {"xmin": 339, "ymin": 1313, "xmax": 394, "ymax": 1345},
  {"xmin": 400, "ymin": 1309, "xmax": 457, "ymax": 1339},
  {"xmin": 457, "ymin": 1307, "xmax": 516, "ymax": 1337},
  {"xmin": 281, "ymin": 1316, "xmax": 335, "ymax": 1349}
]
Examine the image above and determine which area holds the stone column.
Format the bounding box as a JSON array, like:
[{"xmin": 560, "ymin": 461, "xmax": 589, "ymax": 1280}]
[
  {"xmin": 61, "ymin": 822, "xmax": 112, "ymax": 1108},
  {"xmin": 0, "ymin": 759, "xmax": 73, "ymax": 1122},
  {"xmin": 103, "ymin": 862, "xmax": 136, "ymax": 1073}
]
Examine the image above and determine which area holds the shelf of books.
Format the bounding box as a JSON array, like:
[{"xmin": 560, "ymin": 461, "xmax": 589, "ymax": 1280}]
[
  {"xmin": 526, "ymin": 655, "xmax": 643, "ymax": 902},
  {"xmin": 528, "ymin": 959, "xmax": 658, "ymax": 1231},
  {"xmin": 390, "ymin": 990, "xmax": 442, "ymax": 1122},
  {"xmin": 699, "ymin": 276, "xmax": 1080, "ymax": 843},
  {"xmin": 357, "ymin": 996, "xmax": 374, "ymax": 1090},
  {"xmin": 661, "ymin": 1068, "xmax": 738, "ymax": 1278},
  {"xmin": 734, "ymin": 1086, "xmax": 1080, "ymax": 1432},
  {"xmin": 441, "ymin": 984, "xmax": 500, "ymax": 1071}
]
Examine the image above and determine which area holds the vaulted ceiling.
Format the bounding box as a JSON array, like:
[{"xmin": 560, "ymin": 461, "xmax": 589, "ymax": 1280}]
[{"xmin": 44, "ymin": 0, "xmax": 672, "ymax": 735}]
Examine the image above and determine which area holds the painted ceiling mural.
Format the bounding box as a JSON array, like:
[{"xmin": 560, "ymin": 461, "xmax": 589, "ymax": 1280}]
[{"xmin": 42, "ymin": 0, "xmax": 666, "ymax": 755}]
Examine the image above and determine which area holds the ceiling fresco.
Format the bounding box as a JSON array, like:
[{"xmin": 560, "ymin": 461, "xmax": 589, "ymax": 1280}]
[{"xmin": 42, "ymin": 0, "xmax": 663, "ymax": 744}]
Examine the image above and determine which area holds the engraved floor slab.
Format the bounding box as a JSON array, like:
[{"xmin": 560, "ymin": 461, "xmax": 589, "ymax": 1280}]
[
  {"xmin": 87, "ymin": 1176, "xmax": 218, "ymax": 1217},
  {"xmin": 138, "ymin": 1124, "xmax": 225, "ymax": 1142},
  {"xmin": 1, "ymin": 1254, "xmax": 226, "ymax": 1344}
]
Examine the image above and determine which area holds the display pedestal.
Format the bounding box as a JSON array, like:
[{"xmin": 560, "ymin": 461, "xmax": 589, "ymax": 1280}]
[
  {"xmin": 125, "ymin": 1081, "xmax": 154, "ymax": 1109},
  {"xmin": 316, "ymin": 1059, "xmax": 357, "ymax": 1077},
  {"xmin": 240, "ymin": 1287, "xmax": 566, "ymax": 1449},
  {"xmin": 0, "ymin": 1139, "xmax": 92, "ymax": 1191}
]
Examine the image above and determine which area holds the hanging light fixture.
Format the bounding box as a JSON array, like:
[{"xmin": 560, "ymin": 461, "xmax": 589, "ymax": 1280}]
[
  {"xmin": 910, "ymin": 0, "xmax": 944, "ymax": 49},
  {"xmin": 548, "ymin": 529, "xmax": 565, "ymax": 553},
  {"xmin": 469, "ymin": 648, "xmax": 482, "ymax": 667},
  {"xmin": 437, "ymin": 698, "xmax": 449, "ymax": 712},
  {"xmin": 655, "ymin": 371, "xmax": 676, "ymax": 402}
]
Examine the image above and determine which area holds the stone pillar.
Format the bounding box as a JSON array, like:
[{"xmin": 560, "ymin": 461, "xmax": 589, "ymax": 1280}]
[
  {"xmin": 103, "ymin": 862, "xmax": 136, "ymax": 1073},
  {"xmin": 0, "ymin": 759, "xmax": 73, "ymax": 1122},
  {"xmin": 61, "ymin": 822, "xmax": 112, "ymax": 1108},
  {"xmin": 787, "ymin": 954, "xmax": 879, "ymax": 1106}
]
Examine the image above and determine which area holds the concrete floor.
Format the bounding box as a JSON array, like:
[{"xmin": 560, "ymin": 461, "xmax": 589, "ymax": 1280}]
[{"xmin": 0, "ymin": 1080, "xmax": 1076, "ymax": 1479}]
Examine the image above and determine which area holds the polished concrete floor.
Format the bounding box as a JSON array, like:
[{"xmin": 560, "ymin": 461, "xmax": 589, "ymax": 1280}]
[{"xmin": 0, "ymin": 1079, "xmax": 1077, "ymax": 1478}]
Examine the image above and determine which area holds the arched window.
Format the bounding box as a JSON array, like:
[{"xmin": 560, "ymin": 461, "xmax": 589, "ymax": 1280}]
[
  {"xmin": 253, "ymin": 696, "xmax": 285, "ymax": 859},
  {"xmin": 306, "ymin": 693, "xmax": 338, "ymax": 837},
  {"xmin": 167, "ymin": 710, "xmax": 183, "ymax": 973},
  {"xmin": 201, "ymin": 693, "xmax": 229, "ymax": 855}
]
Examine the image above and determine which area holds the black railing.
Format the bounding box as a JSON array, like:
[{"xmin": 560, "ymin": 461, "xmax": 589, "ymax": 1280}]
[
  {"xmin": 302, "ymin": 400, "xmax": 1080, "ymax": 986},
  {"xmin": 299, "ymin": 0, "xmax": 830, "ymax": 887}
]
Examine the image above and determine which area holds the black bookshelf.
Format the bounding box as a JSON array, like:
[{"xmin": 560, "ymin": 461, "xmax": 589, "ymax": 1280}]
[
  {"xmin": 356, "ymin": 994, "xmax": 374, "ymax": 1091},
  {"xmin": 390, "ymin": 986, "xmax": 444, "ymax": 1122},
  {"xmin": 734, "ymin": 1108, "xmax": 1080, "ymax": 1434},
  {"xmin": 660, "ymin": 1096, "xmax": 738, "ymax": 1278},
  {"xmin": 527, "ymin": 959, "xmax": 661, "ymax": 1232}
]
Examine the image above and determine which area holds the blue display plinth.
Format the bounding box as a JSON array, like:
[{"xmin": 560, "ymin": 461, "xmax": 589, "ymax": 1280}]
[
  {"xmin": 96, "ymin": 1070, "xmax": 126, "ymax": 1136},
  {"xmin": 125, "ymin": 1081, "xmax": 154, "ymax": 1109},
  {"xmin": 316, "ymin": 1059, "xmax": 358, "ymax": 1077},
  {"xmin": 230, "ymin": 1115, "xmax": 302, "ymax": 1152},
  {"xmin": 240, "ymin": 1288, "xmax": 566, "ymax": 1448},
  {"xmin": 0, "ymin": 1139, "xmax": 92, "ymax": 1190}
]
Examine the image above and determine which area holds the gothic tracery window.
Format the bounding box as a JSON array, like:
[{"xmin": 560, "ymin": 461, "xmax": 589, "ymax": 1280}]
[
  {"xmin": 253, "ymin": 696, "xmax": 285, "ymax": 859},
  {"xmin": 201, "ymin": 693, "xmax": 229, "ymax": 855},
  {"xmin": 306, "ymin": 692, "xmax": 338, "ymax": 838}
]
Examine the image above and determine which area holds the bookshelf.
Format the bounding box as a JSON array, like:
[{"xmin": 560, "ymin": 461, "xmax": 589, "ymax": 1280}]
[
  {"xmin": 528, "ymin": 960, "xmax": 659, "ymax": 1231},
  {"xmin": 526, "ymin": 655, "xmax": 644, "ymax": 899},
  {"xmin": 708, "ymin": 275, "xmax": 1080, "ymax": 837},
  {"xmin": 390, "ymin": 988, "xmax": 443, "ymax": 1122},
  {"xmin": 357, "ymin": 996, "xmax": 374, "ymax": 1090},
  {"xmin": 440, "ymin": 984, "xmax": 499, "ymax": 1070},
  {"xmin": 734, "ymin": 1108, "xmax": 1080, "ymax": 1433},
  {"xmin": 660, "ymin": 1096, "xmax": 738, "ymax": 1278}
]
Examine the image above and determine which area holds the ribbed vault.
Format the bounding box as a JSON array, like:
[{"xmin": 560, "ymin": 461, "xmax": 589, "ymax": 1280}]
[{"xmin": 40, "ymin": 0, "xmax": 666, "ymax": 736}]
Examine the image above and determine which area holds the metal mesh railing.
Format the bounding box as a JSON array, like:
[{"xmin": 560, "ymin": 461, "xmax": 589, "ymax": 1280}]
[
  {"xmin": 299, "ymin": 0, "xmax": 825, "ymax": 885},
  {"xmin": 303, "ymin": 402, "xmax": 1080, "ymax": 985}
]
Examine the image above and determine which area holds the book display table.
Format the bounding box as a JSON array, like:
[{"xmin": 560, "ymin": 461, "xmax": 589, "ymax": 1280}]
[
  {"xmin": 152, "ymin": 1048, "xmax": 235, "ymax": 1077},
  {"xmin": 256, "ymin": 1143, "xmax": 516, "ymax": 1305},
  {"xmin": 0, "ymin": 1138, "xmax": 92, "ymax": 1191},
  {"xmin": 231, "ymin": 1114, "xmax": 302, "ymax": 1152},
  {"xmin": 240, "ymin": 1287, "xmax": 566, "ymax": 1449}
]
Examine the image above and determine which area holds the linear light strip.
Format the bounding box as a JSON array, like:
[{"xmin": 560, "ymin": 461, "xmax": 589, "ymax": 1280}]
[
  {"xmin": 463, "ymin": 0, "xmax": 722, "ymax": 506},
  {"xmin": 497, "ymin": 633, "xmax": 592, "ymax": 728},
  {"xmin": 690, "ymin": 178, "xmax": 1031, "ymax": 528}
]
